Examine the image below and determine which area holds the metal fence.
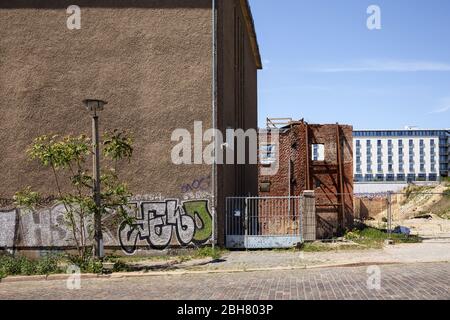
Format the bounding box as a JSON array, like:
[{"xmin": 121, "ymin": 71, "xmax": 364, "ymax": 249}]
[
  {"xmin": 225, "ymin": 190, "xmax": 450, "ymax": 248},
  {"xmin": 300, "ymin": 190, "xmax": 450, "ymax": 240},
  {"xmin": 225, "ymin": 196, "xmax": 304, "ymax": 249}
]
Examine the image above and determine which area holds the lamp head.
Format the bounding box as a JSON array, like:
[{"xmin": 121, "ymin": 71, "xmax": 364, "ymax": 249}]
[{"xmin": 83, "ymin": 99, "xmax": 108, "ymax": 113}]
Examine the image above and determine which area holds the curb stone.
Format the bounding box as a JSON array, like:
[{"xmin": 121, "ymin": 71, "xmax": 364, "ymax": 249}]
[
  {"xmin": 1, "ymin": 273, "xmax": 103, "ymax": 283},
  {"xmin": 46, "ymin": 273, "xmax": 100, "ymax": 281},
  {"xmin": 0, "ymin": 275, "xmax": 47, "ymax": 283}
]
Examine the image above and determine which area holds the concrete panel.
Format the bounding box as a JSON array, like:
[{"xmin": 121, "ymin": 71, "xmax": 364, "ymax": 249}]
[
  {"xmin": 0, "ymin": 210, "xmax": 16, "ymax": 248},
  {"xmin": 246, "ymin": 236, "xmax": 302, "ymax": 249}
]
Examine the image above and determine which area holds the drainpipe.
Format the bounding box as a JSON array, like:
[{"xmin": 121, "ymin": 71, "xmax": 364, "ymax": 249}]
[{"xmin": 211, "ymin": 0, "xmax": 218, "ymax": 249}]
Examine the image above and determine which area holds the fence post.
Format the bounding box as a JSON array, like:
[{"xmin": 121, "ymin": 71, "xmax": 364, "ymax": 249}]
[
  {"xmin": 299, "ymin": 196, "xmax": 304, "ymax": 243},
  {"xmin": 244, "ymin": 197, "xmax": 248, "ymax": 249},
  {"xmin": 223, "ymin": 198, "xmax": 227, "ymax": 250},
  {"xmin": 387, "ymin": 191, "xmax": 392, "ymax": 240}
]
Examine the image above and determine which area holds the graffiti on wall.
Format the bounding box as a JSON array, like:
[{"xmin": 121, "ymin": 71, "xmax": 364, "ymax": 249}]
[
  {"xmin": 0, "ymin": 204, "xmax": 120, "ymax": 249},
  {"xmin": 118, "ymin": 200, "xmax": 212, "ymax": 254},
  {"xmin": 180, "ymin": 176, "xmax": 212, "ymax": 201},
  {"xmin": 0, "ymin": 205, "xmax": 75, "ymax": 249},
  {"xmin": 0, "ymin": 198, "xmax": 213, "ymax": 255},
  {"xmin": 181, "ymin": 176, "xmax": 211, "ymax": 194}
]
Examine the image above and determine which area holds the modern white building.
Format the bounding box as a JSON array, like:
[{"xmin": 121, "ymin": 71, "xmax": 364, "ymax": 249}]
[{"xmin": 353, "ymin": 129, "xmax": 450, "ymax": 185}]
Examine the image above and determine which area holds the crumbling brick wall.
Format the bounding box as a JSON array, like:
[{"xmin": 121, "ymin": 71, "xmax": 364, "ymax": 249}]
[{"xmin": 259, "ymin": 121, "xmax": 354, "ymax": 238}]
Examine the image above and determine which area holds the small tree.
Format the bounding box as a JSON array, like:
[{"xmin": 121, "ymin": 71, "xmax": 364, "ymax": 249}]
[{"xmin": 14, "ymin": 130, "xmax": 134, "ymax": 261}]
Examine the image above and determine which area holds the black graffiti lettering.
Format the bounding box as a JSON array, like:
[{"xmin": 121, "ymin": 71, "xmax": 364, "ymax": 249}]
[{"xmin": 118, "ymin": 199, "xmax": 212, "ymax": 254}]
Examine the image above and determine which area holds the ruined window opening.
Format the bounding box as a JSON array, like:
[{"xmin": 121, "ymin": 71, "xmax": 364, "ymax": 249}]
[
  {"xmin": 259, "ymin": 181, "xmax": 271, "ymax": 193},
  {"xmin": 314, "ymin": 178, "xmax": 322, "ymax": 189},
  {"xmin": 312, "ymin": 144, "xmax": 325, "ymax": 161},
  {"xmin": 260, "ymin": 144, "xmax": 277, "ymax": 165}
]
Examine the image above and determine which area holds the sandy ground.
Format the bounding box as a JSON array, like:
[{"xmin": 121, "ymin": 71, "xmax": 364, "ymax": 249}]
[
  {"xmin": 395, "ymin": 215, "xmax": 450, "ymax": 237},
  {"xmin": 365, "ymin": 184, "xmax": 450, "ymax": 237}
]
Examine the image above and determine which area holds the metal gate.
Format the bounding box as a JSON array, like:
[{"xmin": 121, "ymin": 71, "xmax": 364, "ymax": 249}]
[{"xmin": 225, "ymin": 196, "xmax": 303, "ymax": 249}]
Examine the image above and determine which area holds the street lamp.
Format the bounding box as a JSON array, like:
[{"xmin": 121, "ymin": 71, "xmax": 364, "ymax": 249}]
[{"xmin": 83, "ymin": 99, "xmax": 108, "ymax": 259}]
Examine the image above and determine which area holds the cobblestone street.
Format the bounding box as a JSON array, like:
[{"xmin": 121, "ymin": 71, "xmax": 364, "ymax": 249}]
[{"xmin": 0, "ymin": 262, "xmax": 449, "ymax": 300}]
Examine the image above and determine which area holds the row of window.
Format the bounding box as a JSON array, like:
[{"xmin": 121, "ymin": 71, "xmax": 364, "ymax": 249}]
[
  {"xmin": 356, "ymin": 164, "xmax": 436, "ymax": 173},
  {"xmin": 358, "ymin": 155, "xmax": 437, "ymax": 163},
  {"xmin": 356, "ymin": 139, "xmax": 436, "ymax": 149},
  {"xmin": 356, "ymin": 157, "xmax": 436, "ymax": 166},
  {"xmin": 354, "ymin": 130, "xmax": 449, "ymax": 138},
  {"xmin": 354, "ymin": 173, "xmax": 439, "ymax": 182}
]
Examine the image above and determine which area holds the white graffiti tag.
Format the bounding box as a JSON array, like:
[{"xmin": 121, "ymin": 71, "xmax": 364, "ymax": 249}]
[{"xmin": 118, "ymin": 200, "xmax": 212, "ymax": 254}]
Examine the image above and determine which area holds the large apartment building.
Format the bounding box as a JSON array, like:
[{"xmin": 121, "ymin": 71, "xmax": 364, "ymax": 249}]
[{"xmin": 353, "ymin": 129, "xmax": 450, "ymax": 184}]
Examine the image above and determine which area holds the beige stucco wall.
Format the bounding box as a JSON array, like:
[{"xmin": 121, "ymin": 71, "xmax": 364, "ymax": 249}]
[{"xmin": 0, "ymin": 1, "xmax": 213, "ymax": 201}]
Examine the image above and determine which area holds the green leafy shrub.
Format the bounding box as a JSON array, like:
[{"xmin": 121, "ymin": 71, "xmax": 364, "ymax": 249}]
[
  {"xmin": 112, "ymin": 260, "xmax": 131, "ymax": 272},
  {"xmin": 20, "ymin": 258, "xmax": 37, "ymax": 275},
  {"xmin": 344, "ymin": 230, "xmax": 361, "ymax": 241},
  {"xmin": 0, "ymin": 256, "xmax": 21, "ymax": 275},
  {"xmin": 0, "ymin": 255, "xmax": 62, "ymax": 278},
  {"xmin": 14, "ymin": 131, "xmax": 134, "ymax": 262},
  {"xmin": 13, "ymin": 187, "xmax": 41, "ymax": 209},
  {"xmin": 67, "ymin": 254, "xmax": 103, "ymax": 274},
  {"xmin": 36, "ymin": 255, "xmax": 61, "ymax": 275}
]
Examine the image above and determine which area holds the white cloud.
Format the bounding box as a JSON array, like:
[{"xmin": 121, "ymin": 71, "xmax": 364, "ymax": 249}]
[
  {"xmin": 311, "ymin": 59, "xmax": 450, "ymax": 73},
  {"xmin": 429, "ymin": 97, "xmax": 450, "ymax": 114}
]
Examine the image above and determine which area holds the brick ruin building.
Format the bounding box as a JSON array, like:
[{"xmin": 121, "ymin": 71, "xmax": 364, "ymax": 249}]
[{"xmin": 259, "ymin": 119, "xmax": 354, "ymax": 239}]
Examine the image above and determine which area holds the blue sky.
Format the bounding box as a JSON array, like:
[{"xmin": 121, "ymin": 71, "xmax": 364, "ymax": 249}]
[{"xmin": 249, "ymin": 0, "xmax": 450, "ymax": 129}]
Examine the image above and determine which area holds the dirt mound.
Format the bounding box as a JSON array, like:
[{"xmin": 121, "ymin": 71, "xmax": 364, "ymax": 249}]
[
  {"xmin": 391, "ymin": 184, "xmax": 450, "ymax": 236},
  {"xmin": 360, "ymin": 183, "xmax": 450, "ymax": 237}
]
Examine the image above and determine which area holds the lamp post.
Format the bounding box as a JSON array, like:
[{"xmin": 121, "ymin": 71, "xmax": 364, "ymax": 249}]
[{"xmin": 83, "ymin": 99, "xmax": 108, "ymax": 259}]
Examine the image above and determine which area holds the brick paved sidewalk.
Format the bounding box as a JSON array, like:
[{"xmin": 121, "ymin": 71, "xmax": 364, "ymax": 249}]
[{"xmin": 0, "ymin": 262, "xmax": 448, "ymax": 300}]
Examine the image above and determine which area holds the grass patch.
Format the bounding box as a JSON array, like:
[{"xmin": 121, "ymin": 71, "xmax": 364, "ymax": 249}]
[
  {"xmin": 103, "ymin": 247, "xmax": 227, "ymax": 272},
  {"xmin": 300, "ymin": 243, "xmax": 336, "ymax": 252},
  {"xmin": 299, "ymin": 241, "xmax": 370, "ymax": 252},
  {"xmin": 271, "ymin": 247, "xmax": 299, "ymax": 253},
  {"xmin": 0, "ymin": 254, "xmax": 62, "ymax": 279},
  {"xmin": 104, "ymin": 254, "xmax": 175, "ymax": 264},
  {"xmin": 191, "ymin": 247, "xmax": 226, "ymax": 260},
  {"xmin": 345, "ymin": 226, "xmax": 422, "ymax": 248}
]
